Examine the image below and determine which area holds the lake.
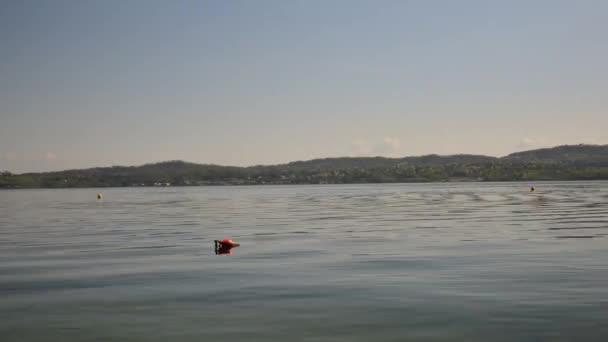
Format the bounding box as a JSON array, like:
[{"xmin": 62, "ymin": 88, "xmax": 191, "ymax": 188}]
[{"xmin": 1, "ymin": 182, "xmax": 608, "ymax": 341}]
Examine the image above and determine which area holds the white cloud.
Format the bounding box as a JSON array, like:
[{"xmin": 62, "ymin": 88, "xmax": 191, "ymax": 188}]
[
  {"xmin": 351, "ymin": 137, "xmax": 403, "ymax": 157},
  {"xmin": 375, "ymin": 137, "xmax": 401, "ymax": 154},
  {"xmin": 4, "ymin": 152, "xmax": 16, "ymax": 160},
  {"xmin": 516, "ymin": 137, "xmax": 551, "ymax": 150},
  {"xmin": 45, "ymin": 152, "xmax": 57, "ymax": 160}
]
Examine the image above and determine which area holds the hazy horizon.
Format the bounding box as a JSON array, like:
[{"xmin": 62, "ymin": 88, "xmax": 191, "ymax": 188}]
[
  {"xmin": 5, "ymin": 143, "xmax": 607, "ymax": 174},
  {"xmin": 2, "ymin": 0, "xmax": 607, "ymax": 173}
]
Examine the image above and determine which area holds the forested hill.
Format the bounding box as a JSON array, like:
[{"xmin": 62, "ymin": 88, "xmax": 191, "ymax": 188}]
[
  {"xmin": 283, "ymin": 154, "xmax": 498, "ymax": 171},
  {"xmin": 502, "ymin": 144, "xmax": 608, "ymax": 165},
  {"xmin": 1, "ymin": 144, "xmax": 607, "ymax": 188}
]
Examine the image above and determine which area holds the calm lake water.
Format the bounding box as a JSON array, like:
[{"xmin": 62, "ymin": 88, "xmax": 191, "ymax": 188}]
[{"xmin": 1, "ymin": 182, "xmax": 608, "ymax": 341}]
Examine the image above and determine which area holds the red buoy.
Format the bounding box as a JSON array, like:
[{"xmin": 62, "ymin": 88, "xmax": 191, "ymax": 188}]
[
  {"xmin": 215, "ymin": 237, "xmax": 240, "ymax": 255},
  {"xmin": 218, "ymin": 238, "xmax": 240, "ymax": 247}
]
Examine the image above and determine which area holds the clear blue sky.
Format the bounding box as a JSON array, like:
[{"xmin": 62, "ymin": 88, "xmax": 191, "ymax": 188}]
[{"xmin": 1, "ymin": 0, "xmax": 607, "ymax": 173}]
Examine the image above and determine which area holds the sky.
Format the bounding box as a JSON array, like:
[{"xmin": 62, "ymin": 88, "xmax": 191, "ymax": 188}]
[{"xmin": 1, "ymin": 0, "xmax": 607, "ymax": 173}]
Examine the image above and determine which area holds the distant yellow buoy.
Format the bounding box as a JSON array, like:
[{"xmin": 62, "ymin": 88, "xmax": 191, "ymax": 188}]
[{"xmin": 97, "ymin": 193, "xmax": 103, "ymax": 200}]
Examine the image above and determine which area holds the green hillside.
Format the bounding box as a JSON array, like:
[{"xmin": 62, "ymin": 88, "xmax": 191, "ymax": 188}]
[{"xmin": 1, "ymin": 145, "xmax": 607, "ymax": 188}]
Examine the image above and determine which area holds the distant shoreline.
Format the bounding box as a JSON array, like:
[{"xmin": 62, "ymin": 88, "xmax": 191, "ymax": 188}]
[
  {"xmin": 2, "ymin": 144, "xmax": 607, "ymax": 189},
  {"xmin": 2, "ymin": 178, "xmax": 608, "ymax": 190}
]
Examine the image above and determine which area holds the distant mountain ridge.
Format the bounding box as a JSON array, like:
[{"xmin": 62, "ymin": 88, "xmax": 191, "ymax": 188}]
[
  {"xmin": 502, "ymin": 144, "xmax": 608, "ymax": 165},
  {"xmin": 283, "ymin": 154, "xmax": 498, "ymax": 171},
  {"xmin": 282, "ymin": 144, "xmax": 608, "ymax": 170},
  {"xmin": 1, "ymin": 144, "xmax": 607, "ymax": 188}
]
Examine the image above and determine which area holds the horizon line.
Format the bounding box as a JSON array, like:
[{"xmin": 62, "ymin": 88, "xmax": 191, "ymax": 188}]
[{"xmin": 6, "ymin": 143, "xmax": 605, "ymax": 175}]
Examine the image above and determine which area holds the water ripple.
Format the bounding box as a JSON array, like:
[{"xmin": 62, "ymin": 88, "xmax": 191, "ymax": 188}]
[{"xmin": 1, "ymin": 182, "xmax": 608, "ymax": 341}]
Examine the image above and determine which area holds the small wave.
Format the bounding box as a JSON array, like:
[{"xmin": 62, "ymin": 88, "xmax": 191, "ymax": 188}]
[
  {"xmin": 548, "ymin": 226, "xmax": 608, "ymax": 230},
  {"xmin": 554, "ymin": 235, "xmax": 599, "ymax": 239},
  {"xmin": 310, "ymin": 216, "xmax": 350, "ymax": 221},
  {"xmin": 114, "ymin": 245, "xmax": 178, "ymax": 250}
]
